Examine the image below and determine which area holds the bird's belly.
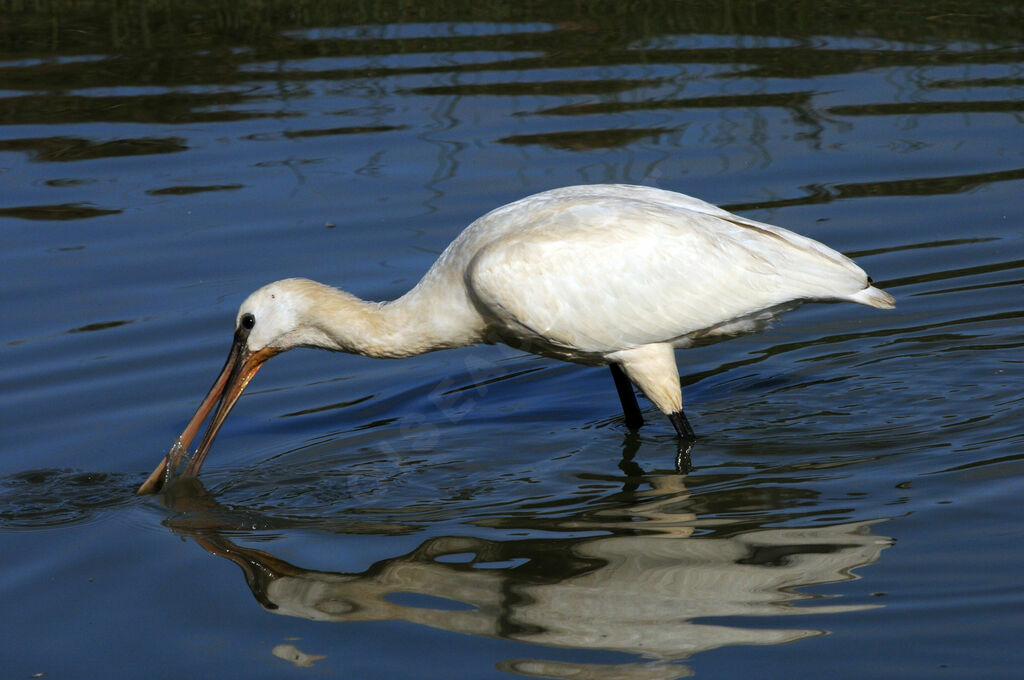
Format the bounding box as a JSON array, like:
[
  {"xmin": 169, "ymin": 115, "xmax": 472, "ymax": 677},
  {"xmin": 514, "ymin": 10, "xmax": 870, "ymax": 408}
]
[
  {"xmin": 669, "ymin": 300, "xmax": 805, "ymax": 348},
  {"xmin": 485, "ymin": 299, "xmax": 807, "ymax": 364},
  {"xmin": 484, "ymin": 324, "xmax": 612, "ymax": 366}
]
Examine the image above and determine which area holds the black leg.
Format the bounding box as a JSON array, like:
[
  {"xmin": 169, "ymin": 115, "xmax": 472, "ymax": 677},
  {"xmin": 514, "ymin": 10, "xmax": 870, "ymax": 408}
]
[
  {"xmin": 609, "ymin": 364, "xmax": 644, "ymax": 430},
  {"xmin": 668, "ymin": 410, "xmax": 695, "ymax": 440}
]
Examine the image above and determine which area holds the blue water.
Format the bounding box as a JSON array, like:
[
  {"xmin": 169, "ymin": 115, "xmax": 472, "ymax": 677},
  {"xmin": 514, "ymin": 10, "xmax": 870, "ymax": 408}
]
[{"xmin": 2, "ymin": 4, "xmax": 1023, "ymax": 678}]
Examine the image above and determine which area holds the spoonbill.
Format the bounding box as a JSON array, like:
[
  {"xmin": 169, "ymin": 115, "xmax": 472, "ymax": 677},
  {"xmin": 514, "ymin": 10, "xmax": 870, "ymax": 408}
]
[{"xmin": 138, "ymin": 184, "xmax": 893, "ymax": 494}]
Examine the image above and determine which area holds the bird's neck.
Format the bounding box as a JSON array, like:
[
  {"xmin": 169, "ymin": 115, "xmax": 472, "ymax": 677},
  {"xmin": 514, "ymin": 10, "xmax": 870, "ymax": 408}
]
[{"xmin": 300, "ymin": 278, "xmax": 486, "ymax": 359}]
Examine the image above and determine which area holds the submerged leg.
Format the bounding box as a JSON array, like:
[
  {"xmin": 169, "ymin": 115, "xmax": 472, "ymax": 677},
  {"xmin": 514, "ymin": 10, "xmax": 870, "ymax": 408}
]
[
  {"xmin": 669, "ymin": 409, "xmax": 696, "ymax": 474},
  {"xmin": 675, "ymin": 437, "xmax": 694, "ymax": 474},
  {"xmin": 609, "ymin": 363, "xmax": 644, "ymax": 430}
]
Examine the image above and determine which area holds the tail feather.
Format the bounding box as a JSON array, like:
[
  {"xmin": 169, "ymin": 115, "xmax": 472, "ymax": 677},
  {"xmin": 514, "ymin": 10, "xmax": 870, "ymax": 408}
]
[{"xmin": 850, "ymin": 285, "xmax": 895, "ymax": 309}]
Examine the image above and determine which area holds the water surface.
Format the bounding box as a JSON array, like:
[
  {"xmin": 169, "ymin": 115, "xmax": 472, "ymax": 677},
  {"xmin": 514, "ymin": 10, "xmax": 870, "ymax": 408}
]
[{"xmin": 1, "ymin": 2, "xmax": 1022, "ymax": 678}]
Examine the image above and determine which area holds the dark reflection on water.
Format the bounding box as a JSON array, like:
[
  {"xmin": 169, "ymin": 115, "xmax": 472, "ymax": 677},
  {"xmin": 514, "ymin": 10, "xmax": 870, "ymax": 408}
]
[
  {"xmin": 0, "ymin": 135, "xmax": 188, "ymax": 162},
  {"xmin": 1, "ymin": 1, "xmax": 1023, "ymax": 678},
  {"xmin": 0, "ymin": 202, "xmax": 122, "ymax": 220},
  {"xmin": 147, "ymin": 184, "xmax": 245, "ymax": 196},
  {"xmin": 500, "ymin": 128, "xmax": 677, "ymax": 151},
  {"xmin": 723, "ymin": 167, "xmax": 1024, "ymax": 213}
]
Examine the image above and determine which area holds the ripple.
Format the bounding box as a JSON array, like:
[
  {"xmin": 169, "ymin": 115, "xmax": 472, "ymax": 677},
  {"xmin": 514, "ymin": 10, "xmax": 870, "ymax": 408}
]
[
  {"xmin": 0, "ymin": 469, "xmax": 138, "ymax": 530},
  {"xmin": 146, "ymin": 184, "xmax": 245, "ymax": 196},
  {"xmin": 0, "ymin": 203, "xmax": 121, "ymax": 220},
  {"xmin": 0, "ymin": 135, "xmax": 188, "ymax": 162},
  {"xmin": 282, "ymin": 22, "xmax": 556, "ymax": 42},
  {"xmin": 498, "ymin": 127, "xmax": 675, "ymax": 151}
]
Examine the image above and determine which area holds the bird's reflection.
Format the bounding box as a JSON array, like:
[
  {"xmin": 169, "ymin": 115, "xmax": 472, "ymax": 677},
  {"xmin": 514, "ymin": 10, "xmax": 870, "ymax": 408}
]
[{"xmin": 160, "ymin": 460, "xmax": 891, "ymax": 680}]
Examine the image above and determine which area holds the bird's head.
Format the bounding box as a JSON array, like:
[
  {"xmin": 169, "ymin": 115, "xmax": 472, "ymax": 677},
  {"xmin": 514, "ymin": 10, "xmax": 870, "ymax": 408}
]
[
  {"xmin": 235, "ymin": 278, "xmax": 326, "ymax": 354},
  {"xmin": 137, "ymin": 279, "xmax": 325, "ymax": 495}
]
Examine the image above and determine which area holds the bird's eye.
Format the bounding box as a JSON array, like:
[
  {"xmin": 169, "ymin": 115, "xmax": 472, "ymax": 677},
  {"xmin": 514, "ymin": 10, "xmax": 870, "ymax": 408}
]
[{"xmin": 241, "ymin": 313, "xmax": 256, "ymax": 330}]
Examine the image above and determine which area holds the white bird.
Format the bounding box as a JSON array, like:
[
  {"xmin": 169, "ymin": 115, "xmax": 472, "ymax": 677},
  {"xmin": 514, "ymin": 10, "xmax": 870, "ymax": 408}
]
[{"xmin": 138, "ymin": 184, "xmax": 894, "ymax": 494}]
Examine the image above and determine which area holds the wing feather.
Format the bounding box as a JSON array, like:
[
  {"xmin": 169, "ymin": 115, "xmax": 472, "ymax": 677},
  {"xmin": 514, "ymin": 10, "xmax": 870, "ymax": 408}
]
[{"xmin": 464, "ymin": 187, "xmax": 870, "ymax": 358}]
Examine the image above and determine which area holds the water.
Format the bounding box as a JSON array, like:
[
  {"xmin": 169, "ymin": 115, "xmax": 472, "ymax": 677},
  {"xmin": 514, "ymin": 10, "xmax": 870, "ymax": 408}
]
[{"xmin": 2, "ymin": 2, "xmax": 1022, "ymax": 677}]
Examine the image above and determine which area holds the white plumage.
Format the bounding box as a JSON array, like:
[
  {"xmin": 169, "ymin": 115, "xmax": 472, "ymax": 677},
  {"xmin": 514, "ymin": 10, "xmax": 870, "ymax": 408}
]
[{"xmin": 139, "ymin": 184, "xmax": 894, "ymax": 493}]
